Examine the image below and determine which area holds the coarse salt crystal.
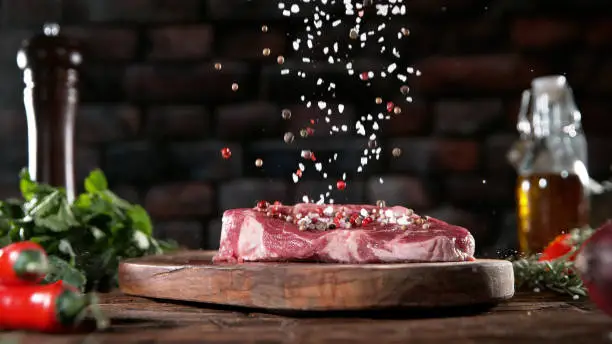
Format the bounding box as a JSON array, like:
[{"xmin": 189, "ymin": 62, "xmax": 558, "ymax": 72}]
[{"xmin": 397, "ymin": 216, "xmax": 410, "ymax": 225}]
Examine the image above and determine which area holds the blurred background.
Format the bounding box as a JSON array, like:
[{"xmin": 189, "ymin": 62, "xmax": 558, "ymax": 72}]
[{"xmin": 0, "ymin": 0, "xmax": 611, "ymax": 255}]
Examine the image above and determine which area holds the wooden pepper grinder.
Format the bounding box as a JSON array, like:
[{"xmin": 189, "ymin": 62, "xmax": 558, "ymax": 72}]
[{"xmin": 16, "ymin": 23, "xmax": 82, "ymax": 202}]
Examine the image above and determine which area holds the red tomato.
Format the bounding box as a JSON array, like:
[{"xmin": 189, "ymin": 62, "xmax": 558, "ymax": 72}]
[{"xmin": 538, "ymin": 234, "xmax": 577, "ymax": 262}]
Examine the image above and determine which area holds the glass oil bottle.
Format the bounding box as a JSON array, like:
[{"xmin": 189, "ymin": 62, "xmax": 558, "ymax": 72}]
[{"xmin": 515, "ymin": 75, "xmax": 590, "ymax": 254}]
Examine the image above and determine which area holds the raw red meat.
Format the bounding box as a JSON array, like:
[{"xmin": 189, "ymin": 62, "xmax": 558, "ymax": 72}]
[{"xmin": 213, "ymin": 203, "xmax": 476, "ymax": 264}]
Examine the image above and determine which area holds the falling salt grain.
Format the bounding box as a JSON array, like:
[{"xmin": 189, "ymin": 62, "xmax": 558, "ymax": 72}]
[
  {"xmin": 255, "ymin": 159, "xmax": 263, "ymax": 167},
  {"xmin": 276, "ymin": 0, "xmax": 415, "ymax": 204},
  {"xmin": 231, "ymin": 83, "xmax": 239, "ymax": 91}
]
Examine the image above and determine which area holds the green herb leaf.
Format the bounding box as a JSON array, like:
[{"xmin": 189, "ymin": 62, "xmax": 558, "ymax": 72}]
[
  {"xmin": 19, "ymin": 168, "xmax": 37, "ymax": 201},
  {"xmin": 1, "ymin": 168, "xmax": 175, "ymax": 292},
  {"xmin": 43, "ymin": 255, "xmax": 87, "ymax": 291},
  {"xmin": 84, "ymin": 169, "xmax": 108, "ymax": 193},
  {"xmin": 0, "ymin": 235, "xmax": 10, "ymax": 247},
  {"xmin": 29, "ymin": 235, "xmax": 54, "ymax": 244},
  {"xmin": 58, "ymin": 239, "xmax": 77, "ymax": 265},
  {"xmin": 102, "ymin": 190, "xmax": 133, "ymax": 210},
  {"xmin": 27, "ymin": 190, "xmax": 62, "ymax": 217},
  {"xmin": 128, "ymin": 205, "xmax": 153, "ymax": 236},
  {"xmin": 19, "ymin": 168, "xmax": 55, "ymax": 201},
  {"xmin": 34, "ymin": 214, "xmax": 70, "ymax": 232}
]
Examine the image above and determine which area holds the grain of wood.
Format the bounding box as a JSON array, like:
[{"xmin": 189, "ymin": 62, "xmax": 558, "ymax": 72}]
[
  {"xmin": 5, "ymin": 292, "xmax": 611, "ymax": 344},
  {"xmin": 118, "ymin": 250, "xmax": 514, "ymax": 310}
]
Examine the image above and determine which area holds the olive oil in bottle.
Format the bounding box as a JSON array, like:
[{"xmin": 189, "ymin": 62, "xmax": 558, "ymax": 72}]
[
  {"xmin": 517, "ymin": 173, "xmax": 589, "ymax": 254},
  {"xmin": 515, "ymin": 75, "xmax": 590, "ymax": 255}
]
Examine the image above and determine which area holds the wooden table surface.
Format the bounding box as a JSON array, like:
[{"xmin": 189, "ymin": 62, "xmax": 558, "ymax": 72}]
[{"xmin": 1, "ymin": 292, "xmax": 611, "ymax": 344}]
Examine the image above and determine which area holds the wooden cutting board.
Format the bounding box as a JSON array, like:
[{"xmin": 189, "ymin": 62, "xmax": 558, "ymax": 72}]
[{"xmin": 118, "ymin": 250, "xmax": 515, "ymax": 311}]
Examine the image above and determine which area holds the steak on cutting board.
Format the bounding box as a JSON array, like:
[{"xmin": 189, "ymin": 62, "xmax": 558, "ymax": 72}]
[{"xmin": 213, "ymin": 202, "xmax": 476, "ymax": 264}]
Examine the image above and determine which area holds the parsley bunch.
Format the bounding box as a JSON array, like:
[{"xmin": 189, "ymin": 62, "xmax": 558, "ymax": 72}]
[{"xmin": 0, "ymin": 168, "xmax": 176, "ymax": 291}]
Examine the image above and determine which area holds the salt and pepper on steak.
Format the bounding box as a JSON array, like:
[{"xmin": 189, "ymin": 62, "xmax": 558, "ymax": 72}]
[{"xmin": 213, "ymin": 202, "xmax": 476, "ymax": 264}]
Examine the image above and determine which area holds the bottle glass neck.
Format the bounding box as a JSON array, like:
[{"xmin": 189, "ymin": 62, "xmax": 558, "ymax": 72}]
[{"xmin": 530, "ymin": 89, "xmax": 581, "ymax": 139}]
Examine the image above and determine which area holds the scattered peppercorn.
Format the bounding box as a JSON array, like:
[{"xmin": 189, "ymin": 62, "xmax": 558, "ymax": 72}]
[{"xmin": 221, "ymin": 147, "xmax": 232, "ymax": 159}]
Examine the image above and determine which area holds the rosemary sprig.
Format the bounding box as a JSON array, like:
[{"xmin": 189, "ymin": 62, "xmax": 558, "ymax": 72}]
[
  {"xmin": 511, "ymin": 227, "xmax": 595, "ymax": 299},
  {"xmin": 512, "ymin": 249, "xmax": 586, "ymax": 298}
]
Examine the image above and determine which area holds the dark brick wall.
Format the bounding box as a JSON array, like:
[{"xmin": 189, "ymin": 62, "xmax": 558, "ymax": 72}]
[{"xmin": 1, "ymin": 0, "xmax": 612, "ymax": 255}]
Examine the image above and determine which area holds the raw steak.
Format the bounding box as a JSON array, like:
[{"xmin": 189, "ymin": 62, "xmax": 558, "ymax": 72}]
[{"xmin": 213, "ymin": 202, "xmax": 476, "ymax": 264}]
